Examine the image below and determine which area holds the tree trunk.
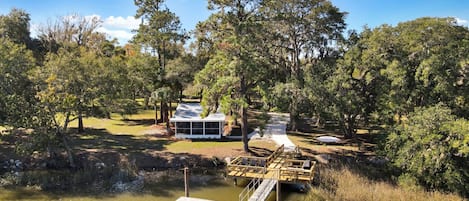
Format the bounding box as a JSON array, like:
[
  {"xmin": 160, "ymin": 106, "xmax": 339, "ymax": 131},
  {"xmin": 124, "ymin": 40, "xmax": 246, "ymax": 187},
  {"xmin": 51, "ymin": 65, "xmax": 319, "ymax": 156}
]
[
  {"xmin": 289, "ymin": 103, "xmax": 299, "ymax": 131},
  {"xmin": 169, "ymin": 101, "xmax": 173, "ymax": 117},
  {"xmin": 179, "ymin": 89, "xmax": 183, "ymax": 102},
  {"xmin": 160, "ymin": 101, "xmax": 164, "ymax": 121},
  {"xmin": 164, "ymin": 102, "xmax": 170, "ymax": 130},
  {"xmin": 341, "ymin": 114, "xmax": 356, "ymax": 139},
  {"xmin": 154, "ymin": 104, "xmax": 158, "ymax": 125},
  {"xmin": 240, "ymin": 75, "xmax": 249, "ymax": 153},
  {"xmin": 315, "ymin": 114, "xmax": 322, "ymax": 128},
  {"xmin": 63, "ymin": 112, "xmax": 71, "ymax": 133},
  {"xmin": 144, "ymin": 96, "xmax": 150, "ymax": 110},
  {"xmin": 241, "ymin": 106, "xmax": 249, "ymax": 153},
  {"xmin": 289, "ymin": 87, "xmax": 301, "ymax": 131},
  {"xmin": 59, "ymin": 131, "xmax": 75, "ymax": 169},
  {"xmin": 78, "ymin": 109, "xmax": 84, "ymax": 133},
  {"xmin": 231, "ymin": 109, "xmax": 238, "ymax": 126}
]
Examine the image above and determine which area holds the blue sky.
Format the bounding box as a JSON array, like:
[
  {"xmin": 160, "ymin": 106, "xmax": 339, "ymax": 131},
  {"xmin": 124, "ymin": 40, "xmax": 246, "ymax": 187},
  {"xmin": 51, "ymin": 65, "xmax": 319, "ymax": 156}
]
[{"xmin": 1, "ymin": 0, "xmax": 468, "ymax": 45}]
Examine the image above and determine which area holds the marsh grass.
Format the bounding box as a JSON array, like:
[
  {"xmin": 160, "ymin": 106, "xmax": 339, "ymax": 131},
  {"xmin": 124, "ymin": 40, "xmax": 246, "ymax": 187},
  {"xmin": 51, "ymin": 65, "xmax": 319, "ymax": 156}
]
[{"xmin": 308, "ymin": 164, "xmax": 464, "ymax": 201}]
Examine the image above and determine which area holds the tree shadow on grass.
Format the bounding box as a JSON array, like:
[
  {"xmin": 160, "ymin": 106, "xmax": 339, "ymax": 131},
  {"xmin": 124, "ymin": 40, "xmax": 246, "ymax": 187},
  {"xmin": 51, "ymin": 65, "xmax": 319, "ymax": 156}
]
[
  {"xmin": 290, "ymin": 129, "xmax": 395, "ymax": 184},
  {"xmin": 289, "ymin": 126, "xmax": 383, "ymax": 151},
  {"xmin": 69, "ymin": 128, "xmax": 170, "ymax": 153},
  {"xmin": 117, "ymin": 118, "xmax": 157, "ymax": 127}
]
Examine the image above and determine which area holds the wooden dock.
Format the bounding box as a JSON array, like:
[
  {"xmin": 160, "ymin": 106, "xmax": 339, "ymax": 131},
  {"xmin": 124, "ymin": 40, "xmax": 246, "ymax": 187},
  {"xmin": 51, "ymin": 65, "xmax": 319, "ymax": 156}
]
[{"xmin": 226, "ymin": 145, "xmax": 316, "ymax": 184}]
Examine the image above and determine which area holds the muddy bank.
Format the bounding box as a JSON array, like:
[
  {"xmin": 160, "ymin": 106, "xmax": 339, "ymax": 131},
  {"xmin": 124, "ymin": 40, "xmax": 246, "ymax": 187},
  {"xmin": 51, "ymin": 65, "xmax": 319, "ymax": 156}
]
[{"xmin": 1, "ymin": 149, "xmax": 226, "ymax": 195}]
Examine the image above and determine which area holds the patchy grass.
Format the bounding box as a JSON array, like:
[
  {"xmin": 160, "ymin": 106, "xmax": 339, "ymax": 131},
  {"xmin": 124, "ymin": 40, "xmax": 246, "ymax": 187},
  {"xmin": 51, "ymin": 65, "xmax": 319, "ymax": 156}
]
[
  {"xmin": 287, "ymin": 124, "xmax": 384, "ymax": 158},
  {"xmin": 68, "ymin": 109, "xmax": 157, "ymax": 136},
  {"xmin": 287, "ymin": 130, "xmax": 371, "ymax": 158},
  {"xmin": 165, "ymin": 140, "xmax": 276, "ymax": 158}
]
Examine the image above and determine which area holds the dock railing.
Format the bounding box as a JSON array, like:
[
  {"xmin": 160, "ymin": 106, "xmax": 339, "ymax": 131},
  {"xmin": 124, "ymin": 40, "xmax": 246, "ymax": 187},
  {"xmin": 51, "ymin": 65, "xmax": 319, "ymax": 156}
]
[
  {"xmin": 279, "ymin": 160, "xmax": 316, "ymax": 182},
  {"xmin": 227, "ymin": 144, "xmax": 285, "ymax": 176},
  {"xmin": 227, "ymin": 144, "xmax": 316, "ymax": 183}
]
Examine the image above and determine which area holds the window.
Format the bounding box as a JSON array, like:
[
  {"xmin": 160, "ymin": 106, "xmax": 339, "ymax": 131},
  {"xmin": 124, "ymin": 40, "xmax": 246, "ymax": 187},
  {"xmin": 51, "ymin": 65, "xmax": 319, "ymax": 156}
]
[
  {"xmin": 205, "ymin": 122, "xmax": 220, "ymax": 135},
  {"xmin": 205, "ymin": 122, "xmax": 219, "ymax": 129},
  {"xmin": 175, "ymin": 122, "xmax": 191, "ymax": 134},
  {"xmin": 192, "ymin": 122, "xmax": 204, "ymax": 135}
]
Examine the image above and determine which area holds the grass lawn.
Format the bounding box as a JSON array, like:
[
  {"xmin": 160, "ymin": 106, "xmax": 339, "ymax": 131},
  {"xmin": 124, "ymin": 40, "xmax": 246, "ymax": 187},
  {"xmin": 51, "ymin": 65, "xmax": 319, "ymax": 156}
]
[
  {"xmin": 68, "ymin": 112, "xmax": 154, "ymax": 136},
  {"xmin": 65, "ymin": 107, "xmax": 276, "ymax": 160}
]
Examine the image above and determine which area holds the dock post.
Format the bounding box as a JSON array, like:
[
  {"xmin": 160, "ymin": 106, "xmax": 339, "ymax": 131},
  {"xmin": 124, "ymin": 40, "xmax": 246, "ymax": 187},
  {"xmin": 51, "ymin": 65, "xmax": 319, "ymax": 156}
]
[
  {"xmin": 276, "ymin": 169, "xmax": 281, "ymax": 201},
  {"xmin": 184, "ymin": 167, "xmax": 189, "ymax": 197}
]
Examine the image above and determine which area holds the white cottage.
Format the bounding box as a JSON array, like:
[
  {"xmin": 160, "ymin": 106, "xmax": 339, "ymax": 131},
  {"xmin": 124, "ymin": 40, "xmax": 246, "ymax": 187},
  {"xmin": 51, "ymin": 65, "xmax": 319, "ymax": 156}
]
[{"xmin": 170, "ymin": 103, "xmax": 225, "ymax": 139}]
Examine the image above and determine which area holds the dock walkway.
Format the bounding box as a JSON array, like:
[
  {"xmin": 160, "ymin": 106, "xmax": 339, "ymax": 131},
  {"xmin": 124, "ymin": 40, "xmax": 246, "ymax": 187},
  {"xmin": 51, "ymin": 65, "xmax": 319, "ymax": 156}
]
[
  {"xmin": 248, "ymin": 178, "xmax": 276, "ymax": 201},
  {"xmin": 229, "ymin": 145, "xmax": 315, "ymax": 201}
]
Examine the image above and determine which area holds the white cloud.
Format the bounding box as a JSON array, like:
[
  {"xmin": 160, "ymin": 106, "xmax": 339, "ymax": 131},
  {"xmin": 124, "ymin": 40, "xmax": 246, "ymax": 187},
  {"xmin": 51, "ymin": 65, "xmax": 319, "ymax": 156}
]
[
  {"xmin": 86, "ymin": 14, "xmax": 140, "ymax": 45},
  {"xmin": 102, "ymin": 16, "xmax": 140, "ymax": 30},
  {"xmin": 455, "ymin": 17, "xmax": 468, "ymax": 26},
  {"xmin": 96, "ymin": 27, "xmax": 135, "ymax": 45}
]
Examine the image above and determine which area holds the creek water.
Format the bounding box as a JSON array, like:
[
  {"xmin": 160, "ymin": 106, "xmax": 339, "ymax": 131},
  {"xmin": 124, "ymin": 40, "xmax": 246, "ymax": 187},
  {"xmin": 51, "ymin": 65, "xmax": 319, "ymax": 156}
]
[{"xmin": 0, "ymin": 173, "xmax": 310, "ymax": 201}]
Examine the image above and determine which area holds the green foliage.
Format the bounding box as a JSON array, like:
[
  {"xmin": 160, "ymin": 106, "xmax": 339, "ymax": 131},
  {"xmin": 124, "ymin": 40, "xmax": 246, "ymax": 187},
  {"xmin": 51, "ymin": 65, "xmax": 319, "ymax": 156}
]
[
  {"xmin": 195, "ymin": 0, "xmax": 269, "ymax": 152},
  {"xmin": 260, "ymin": 0, "xmax": 346, "ymax": 130},
  {"xmin": 329, "ymin": 17, "xmax": 469, "ymax": 138},
  {"xmin": 385, "ymin": 104, "xmax": 469, "ymax": 195},
  {"xmin": 133, "ymin": 0, "xmax": 186, "ymax": 65},
  {"xmin": 0, "ymin": 38, "xmax": 37, "ymax": 127},
  {"xmin": 0, "ymin": 8, "xmax": 31, "ymax": 46}
]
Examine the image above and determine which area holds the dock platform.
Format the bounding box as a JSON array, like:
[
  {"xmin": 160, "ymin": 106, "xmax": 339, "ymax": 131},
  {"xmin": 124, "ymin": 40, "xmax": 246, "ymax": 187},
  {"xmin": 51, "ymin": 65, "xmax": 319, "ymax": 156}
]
[{"xmin": 226, "ymin": 145, "xmax": 316, "ymax": 184}]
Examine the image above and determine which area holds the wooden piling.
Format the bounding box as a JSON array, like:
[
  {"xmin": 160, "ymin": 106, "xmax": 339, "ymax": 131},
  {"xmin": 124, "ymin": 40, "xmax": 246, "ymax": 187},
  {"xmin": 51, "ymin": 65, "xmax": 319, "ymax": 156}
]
[{"xmin": 184, "ymin": 167, "xmax": 189, "ymax": 197}]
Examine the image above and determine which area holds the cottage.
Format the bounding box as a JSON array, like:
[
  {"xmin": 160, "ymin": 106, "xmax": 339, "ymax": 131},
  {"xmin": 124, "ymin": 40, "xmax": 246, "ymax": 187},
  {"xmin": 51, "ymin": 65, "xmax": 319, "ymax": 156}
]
[{"xmin": 170, "ymin": 103, "xmax": 225, "ymax": 139}]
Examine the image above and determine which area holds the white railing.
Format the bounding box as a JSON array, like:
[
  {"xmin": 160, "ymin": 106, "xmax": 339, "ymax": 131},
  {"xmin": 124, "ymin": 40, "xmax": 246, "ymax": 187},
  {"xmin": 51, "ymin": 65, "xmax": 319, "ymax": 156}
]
[
  {"xmin": 239, "ymin": 176, "xmax": 262, "ymax": 201},
  {"xmin": 239, "ymin": 168, "xmax": 280, "ymax": 201},
  {"xmin": 239, "ymin": 167, "xmax": 268, "ymax": 201}
]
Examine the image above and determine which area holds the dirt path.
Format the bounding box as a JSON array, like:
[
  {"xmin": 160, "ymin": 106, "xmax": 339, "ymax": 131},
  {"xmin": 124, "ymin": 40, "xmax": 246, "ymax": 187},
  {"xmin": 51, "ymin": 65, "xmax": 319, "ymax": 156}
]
[{"xmin": 259, "ymin": 113, "xmax": 296, "ymax": 151}]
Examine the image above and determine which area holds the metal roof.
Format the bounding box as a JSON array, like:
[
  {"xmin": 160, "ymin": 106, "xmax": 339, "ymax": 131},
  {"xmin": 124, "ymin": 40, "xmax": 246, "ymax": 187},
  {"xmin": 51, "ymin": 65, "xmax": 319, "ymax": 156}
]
[{"xmin": 170, "ymin": 103, "xmax": 226, "ymax": 122}]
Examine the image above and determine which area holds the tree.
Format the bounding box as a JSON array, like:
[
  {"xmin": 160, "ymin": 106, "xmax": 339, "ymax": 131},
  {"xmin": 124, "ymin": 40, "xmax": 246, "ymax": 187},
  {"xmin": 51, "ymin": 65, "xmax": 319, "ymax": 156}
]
[
  {"xmin": 330, "ymin": 18, "xmax": 469, "ymax": 137},
  {"xmin": 37, "ymin": 15, "xmax": 104, "ymax": 133},
  {"xmin": 385, "ymin": 104, "xmax": 469, "ymax": 196},
  {"xmin": 195, "ymin": 0, "xmax": 269, "ymax": 152},
  {"xmin": 165, "ymin": 55, "xmax": 202, "ymax": 101},
  {"xmin": 133, "ymin": 0, "xmax": 186, "ymax": 125},
  {"xmin": 0, "ymin": 38, "xmax": 36, "ymax": 127},
  {"xmin": 385, "ymin": 18, "xmax": 469, "ymax": 118},
  {"xmin": 261, "ymin": 0, "xmax": 346, "ymax": 130},
  {"xmin": 0, "ymin": 8, "xmax": 31, "ymax": 46},
  {"xmin": 35, "ymin": 47, "xmax": 95, "ymax": 167},
  {"xmin": 150, "ymin": 87, "xmax": 177, "ymax": 129},
  {"xmin": 328, "ymin": 28, "xmax": 391, "ymax": 138}
]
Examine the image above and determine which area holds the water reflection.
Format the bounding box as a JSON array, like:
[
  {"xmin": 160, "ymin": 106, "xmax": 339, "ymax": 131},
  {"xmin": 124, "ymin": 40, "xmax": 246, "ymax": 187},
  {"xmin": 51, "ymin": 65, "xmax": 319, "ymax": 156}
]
[{"xmin": 0, "ymin": 172, "xmax": 309, "ymax": 201}]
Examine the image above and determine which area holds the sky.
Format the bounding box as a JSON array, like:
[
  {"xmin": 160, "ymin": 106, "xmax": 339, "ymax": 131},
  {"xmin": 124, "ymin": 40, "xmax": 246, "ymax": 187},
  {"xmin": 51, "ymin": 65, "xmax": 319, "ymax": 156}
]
[{"xmin": 1, "ymin": 0, "xmax": 468, "ymax": 45}]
